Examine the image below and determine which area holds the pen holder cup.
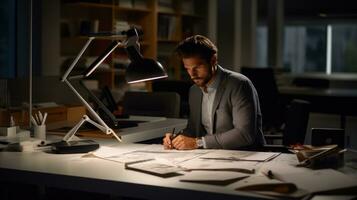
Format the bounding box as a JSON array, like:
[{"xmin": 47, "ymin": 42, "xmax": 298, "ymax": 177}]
[{"xmin": 34, "ymin": 125, "xmax": 46, "ymax": 140}]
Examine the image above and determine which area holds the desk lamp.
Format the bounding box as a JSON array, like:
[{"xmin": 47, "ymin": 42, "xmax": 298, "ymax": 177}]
[{"xmin": 52, "ymin": 28, "xmax": 167, "ymax": 153}]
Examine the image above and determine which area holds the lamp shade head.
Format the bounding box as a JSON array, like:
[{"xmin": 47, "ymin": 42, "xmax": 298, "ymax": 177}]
[{"xmin": 126, "ymin": 58, "xmax": 168, "ymax": 84}]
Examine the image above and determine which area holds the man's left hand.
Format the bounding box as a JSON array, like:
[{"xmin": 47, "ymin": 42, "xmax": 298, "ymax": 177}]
[{"xmin": 172, "ymin": 135, "xmax": 197, "ymax": 150}]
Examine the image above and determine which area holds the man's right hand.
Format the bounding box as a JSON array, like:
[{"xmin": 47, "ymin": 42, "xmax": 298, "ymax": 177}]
[{"xmin": 163, "ymin": 133, "xmax": 173, "ymax": 149}]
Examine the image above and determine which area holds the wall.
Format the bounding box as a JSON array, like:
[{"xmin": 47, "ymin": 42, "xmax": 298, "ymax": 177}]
[
  {"xmin": 41, "ymin": 0, "xmax": 61, "ymax": 76},
  {"xmin": 217, "ymin": 0, "xmax": 235, "ymax": 69}
]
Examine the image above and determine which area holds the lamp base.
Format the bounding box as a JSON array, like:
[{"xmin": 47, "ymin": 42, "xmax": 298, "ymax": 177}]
[{"xmin": 51, "ymin": 139, "xmax": 99, "ymax": 154}]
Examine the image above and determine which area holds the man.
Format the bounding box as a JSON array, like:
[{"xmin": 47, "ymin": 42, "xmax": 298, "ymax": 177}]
[{"xmin": 163, "ymin": 35, "xmax": 265, "ymax": 150}]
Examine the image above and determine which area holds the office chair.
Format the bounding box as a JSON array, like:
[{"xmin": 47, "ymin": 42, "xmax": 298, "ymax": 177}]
[
  {"xmin": 262, "ymin": 99, "xmax": 311, "ymax": 152},
  {"xmin": 122, "ymin": 91, "xmax": 181, "ymax": 118},
  {"xmin": 151, "ymin": 79, "xmax": 193, "ymax": 118},
  {"xmin": 240, "ymin": 67, "xmax": 284, "ymax": 131}
]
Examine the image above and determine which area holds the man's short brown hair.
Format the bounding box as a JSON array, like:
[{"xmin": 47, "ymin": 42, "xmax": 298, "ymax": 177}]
[{"xmin": 175, "ymin": 35, "xmax": 217, "ymax": 63}]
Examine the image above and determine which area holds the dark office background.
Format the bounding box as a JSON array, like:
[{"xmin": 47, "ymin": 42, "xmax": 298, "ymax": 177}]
[
  {"xmin": 0, "ymin": 0, "xmax": 43, "ymax": 79},
  {"xmin": 0, "ymin": 0, "xmax": 357, "ymax": 148},
  {"xmin": 1, "ymin": 0, "xmax": 357, "ymax": 78}
]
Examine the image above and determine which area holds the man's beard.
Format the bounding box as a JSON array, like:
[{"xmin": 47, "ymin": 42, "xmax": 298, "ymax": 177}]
[{"xmin": 191, "ymin": 75, "xmax": 211, "ymax": 87}]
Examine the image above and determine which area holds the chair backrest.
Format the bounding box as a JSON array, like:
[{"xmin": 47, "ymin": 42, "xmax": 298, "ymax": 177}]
[
  {"xmin": 283, "ymin": 99, "xmax": 310, "ymax": 146},
  {"xmin": 240, "ymin": 67, "xmax": 283, "ymax": 129},
  {"xmin": 123, "ymin": 91, "xmax": 181, "ymax": 118},
  {"xmin": 151, "ymin": 80, "xmax": 193, "ymax": 118}
]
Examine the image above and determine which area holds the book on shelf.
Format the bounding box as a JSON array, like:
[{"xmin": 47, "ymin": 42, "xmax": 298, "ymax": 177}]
[
  {"xmin": 117, "ymin": 0, "xmax": 133, "ymax": 8},
  {"xmin": 79, "ymin": 19, "xmax": 99, "ymax": 36},
  {"xmin": 158, "ymin": 0, "xmax": 175, "ymax": 13},
  {"xmin": 181, "ymin": 0, "xmax": 194, "ymax": 15},
  {"xmin": 133, "ymin": 0, "xmax": 147, "ymax": 9},
  {"xmin": 158, "ymin": 15, "xmax": 177, "ymax": 40},
  {"xmin": 114, "ymin": 21, "xmax": 130, "ymax": 33}
]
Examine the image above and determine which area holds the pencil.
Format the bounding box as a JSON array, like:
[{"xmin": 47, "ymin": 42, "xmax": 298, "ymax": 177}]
[{"xmin": 42, "ymin": 112, "xmax": 48, "ymax": 125}]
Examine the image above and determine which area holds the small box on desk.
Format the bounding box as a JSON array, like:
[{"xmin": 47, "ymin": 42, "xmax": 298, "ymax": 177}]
[
  {"xmin": 66, "ymin": 105, "xmax": 86, "ymax": 123},
  {"xmin": 290, "ymin": 144, "xmax": 345, "ymax": 169},
  {"xmin": 0, "ymin": 105, "xmax": 85, "ymax": 127},
  {"xmin": 0, "ymin": 126, "xmax": 17, "ymax": 137}
]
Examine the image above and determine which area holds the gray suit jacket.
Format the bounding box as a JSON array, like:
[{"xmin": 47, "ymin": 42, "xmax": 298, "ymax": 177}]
[{"xmin": 184, "ymin": 66, "xmax": 265, "ymax": 150}]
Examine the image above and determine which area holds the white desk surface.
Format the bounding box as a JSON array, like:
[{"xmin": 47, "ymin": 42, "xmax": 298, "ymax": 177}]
[
  {"xmin": 0, "ymin": 142, "xmax": 268, "ymax": 200},
  {"xmin": 1, "ymin": 140, "xmax": 357, "ymax": 200},
  {"xmin": 1, "ymin": 114, "xmax": 357, "ymax": 200}
]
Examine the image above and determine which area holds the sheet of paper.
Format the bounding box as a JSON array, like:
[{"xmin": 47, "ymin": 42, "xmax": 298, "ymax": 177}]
[
  {"xmin": 200, "ymin": 150, "xmax": 280, "ymax": 162},
  {"xmin": 233, "ymin": 175, "xmax": 308, "ymax": 198},
  {"xmin": 83, "ymin": 146, "xmax": 153, "ymax": 163},
  {"xmin": 179, "ymin": 157, "xmax": 261, "ymax": 174},
  {"xmin": 234, "ymin": 175, "xmax": 286, "ymax": 189},
  {"xmin": 179, "ymin": 171, "xmax": 249, "ymax": 185},
  {"xmin": 85, "ymin": 145, "xmax": 207, "ymax": 165},
  {"xmin": 309, "ymin": 195, "xmax": 357, "ymax": 200}
]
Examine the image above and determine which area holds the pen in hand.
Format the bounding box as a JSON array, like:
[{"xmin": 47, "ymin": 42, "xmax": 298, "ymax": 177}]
[
  {"xmin": 170, "ymin": 128, "xmax": 177, "ymax": 140},
  {"xmin": 170, "ymin": 128, "xmax": 183, "ymax": 140}
]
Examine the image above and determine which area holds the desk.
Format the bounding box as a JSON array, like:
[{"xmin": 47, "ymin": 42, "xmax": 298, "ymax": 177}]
[
  {"xmin": 1, "ymin": 141, "xmax": 356, "ymax": 200},
  {"xmin": 0, "ymin": 142, "xmax": 266, "ymax": 200},
  {"xmin": 279, "ymin": 86, "xmax": 357, "ymax": 129}
]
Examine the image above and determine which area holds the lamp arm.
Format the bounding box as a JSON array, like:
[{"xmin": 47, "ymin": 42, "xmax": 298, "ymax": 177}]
[
  {"xmin": 63, "ymin": 115, "xmax": 121, "ymax": 142},
  {"xmin": 63, "ymin": 79, "xmax": 122, "ymax": 142},
  {"xmin": 124, "ymin": 28, "xmax": 143, "ymax": 61},
  {"xmin": 63, "ymin": 115, "xmax": 88, "ymax": 142},
  {"xmin": 84, "ymin": 40, "xmax": 122, "ymax": 77},
  {"xmin": 61, "ymin": 37, "xmax": 95, "ymax": 81}
]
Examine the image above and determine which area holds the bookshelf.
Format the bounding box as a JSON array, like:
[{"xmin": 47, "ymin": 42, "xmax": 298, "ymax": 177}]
[{"xmin": 60, "ymin": 0, "xmax": 207, "ymax": 89}]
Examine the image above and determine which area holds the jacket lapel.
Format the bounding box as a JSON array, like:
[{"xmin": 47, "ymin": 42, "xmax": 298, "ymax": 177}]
[{"xmin": 211, "ymin": 69, "xmax": 229, "ymax": 132}]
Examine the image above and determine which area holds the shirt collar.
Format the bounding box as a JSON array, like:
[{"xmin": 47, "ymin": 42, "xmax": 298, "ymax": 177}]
[{"xmin": 201, "ymin": 65, "xmax": 223, "ymax": 93}]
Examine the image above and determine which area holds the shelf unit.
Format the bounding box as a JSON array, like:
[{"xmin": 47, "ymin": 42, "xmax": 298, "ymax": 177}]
[{"xmin": 60, "ymin": 0, "xmax": 207, "ymax": 89}]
